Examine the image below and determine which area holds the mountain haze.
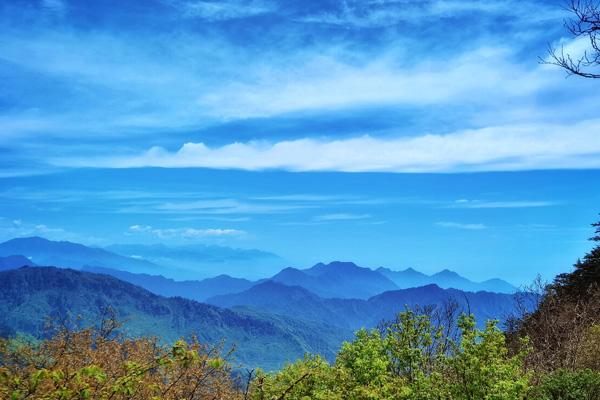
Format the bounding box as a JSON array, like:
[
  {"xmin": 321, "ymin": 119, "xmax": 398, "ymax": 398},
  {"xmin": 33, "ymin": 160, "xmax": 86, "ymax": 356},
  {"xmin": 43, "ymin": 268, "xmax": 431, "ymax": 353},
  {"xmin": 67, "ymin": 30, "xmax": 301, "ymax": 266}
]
[
  {"xmin": 107, "ymin": 243, "xmax": 284, "ymax": 279},
  {"xmin": 0, "ymin": 237, "xmax": 161, "ymax": 274}
]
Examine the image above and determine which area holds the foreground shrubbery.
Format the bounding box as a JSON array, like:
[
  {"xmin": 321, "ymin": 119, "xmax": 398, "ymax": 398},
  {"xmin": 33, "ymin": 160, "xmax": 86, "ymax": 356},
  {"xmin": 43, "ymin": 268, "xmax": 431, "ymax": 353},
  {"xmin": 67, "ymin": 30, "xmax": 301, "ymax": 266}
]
[
  {"xmin": 251, "ymin": 311, "xmax": 531, "ymax": 400},
  {"xmin": 0, "ymin": 319, "xmax": 241, "ymax": 399},
  {"xmin": 2, "ymin": 310, "xmax": 598, "ymax": 400}
]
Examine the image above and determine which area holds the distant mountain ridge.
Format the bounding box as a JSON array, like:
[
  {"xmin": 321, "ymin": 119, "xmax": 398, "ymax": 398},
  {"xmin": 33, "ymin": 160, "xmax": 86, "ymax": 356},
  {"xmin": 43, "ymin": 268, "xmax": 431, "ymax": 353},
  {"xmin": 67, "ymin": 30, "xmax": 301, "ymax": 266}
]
[
  {"xmin": 208, "ymin": 280, "xmax": 522, "ymax": 330},
  {"xmin": 0, "ymin": 237, "xmax": 161, "ymax": 274},
  {"xmin": 106, "ymin": 243, "xmax": 284, "ymax": 279},
  {"xmin": 271, "ymin": 261, "xmax": 399, "ymax": 299},
  {"xmin": 0, "ymin": 237, "xmax": 516, "ymax": 297},
  {"xmin": 377, "ymin": 267, "xmax": 517, "ymax": 293},
  {"xmin": 0, "ymin": 267, "xmax": 349, "ymax": 370},
  {"xmin": 83, "ymin": 266, "xmax": 254, "ymax": 301}
]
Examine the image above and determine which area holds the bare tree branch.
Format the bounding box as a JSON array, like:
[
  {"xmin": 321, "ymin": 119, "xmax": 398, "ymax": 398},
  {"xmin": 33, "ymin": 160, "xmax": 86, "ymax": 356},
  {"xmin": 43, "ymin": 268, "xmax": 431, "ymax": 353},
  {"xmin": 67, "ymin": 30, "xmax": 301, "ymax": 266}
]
[{"xmin": 543, "ymin": 0, "xmax": 600, "ymax": 78}]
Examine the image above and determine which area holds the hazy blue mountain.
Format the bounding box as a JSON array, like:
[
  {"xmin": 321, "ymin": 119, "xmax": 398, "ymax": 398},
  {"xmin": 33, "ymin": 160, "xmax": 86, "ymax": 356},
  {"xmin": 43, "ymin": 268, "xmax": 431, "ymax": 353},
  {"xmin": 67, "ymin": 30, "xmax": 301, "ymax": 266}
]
[
  {"xmin": 209, "ymin": 281, "xmax": 370, "ymax": 329},
  {"xmin": 0, "ymin": 255, "xmax": 36, "ymax": 271},
  {"xmin": 0, "ymin": 237, "xmax": 162, "ymax": 274},
  {"xmin": 377, "ymin": 267, "xmax": 517, "ymax": 293},
  {"xmin": 208, "ymin": 281, "xmax": 522, "ymax": 330},
  {"xmin": 0, "ymin": 267, "xmax": 348, "ymax": 370},
  {"xmin": 83, "ymin": 266, "xmax": 254, "ymax": 301},
  {"xmin": 367, "ymin": 285, "xmax": 521, "ymax": 326},
  {"xmin": 106, "ymin": 243, "xmax": 284, "ymax": 279},
  {"xmin": 271, "ymin": 261, "xmax": 398, "ymax": 299},
  {"xmin": 375, "ymin": 267, "xmax": 431, "ymax": 288}
]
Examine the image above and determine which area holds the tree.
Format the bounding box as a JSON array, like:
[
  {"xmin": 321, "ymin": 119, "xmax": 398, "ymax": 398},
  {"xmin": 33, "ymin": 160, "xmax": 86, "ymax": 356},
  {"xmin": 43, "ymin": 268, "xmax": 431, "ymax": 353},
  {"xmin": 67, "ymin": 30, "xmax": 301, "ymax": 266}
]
[
  {"xmin": 0, "ymin": 318, "xmax": 241, "ymax": 400},
  {"xmin": 546, "ymin": 0, "xmax": 600, "ymax": 78},
  {"xmin": 554, "ymin": 217, "xmax": 600, "ymax": 296}
]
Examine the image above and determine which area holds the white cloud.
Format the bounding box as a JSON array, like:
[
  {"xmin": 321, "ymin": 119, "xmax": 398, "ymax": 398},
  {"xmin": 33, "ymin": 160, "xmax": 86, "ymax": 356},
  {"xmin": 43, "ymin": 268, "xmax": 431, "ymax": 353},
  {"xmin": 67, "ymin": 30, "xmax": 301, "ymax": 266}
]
[
  {"xmin": 127, "ymin": 225, "xmax": 245, "ymax": 239},
  {"xmin": 436, "ymin": 221, "xmax": 487, "ymax": 230},
  {"xmin": 197, "ymin": 47, "xmax": 552, "ymax": 118},
  {"xmin": 59, "ymin": 119, "xmax": 600, "ymax": 173}
]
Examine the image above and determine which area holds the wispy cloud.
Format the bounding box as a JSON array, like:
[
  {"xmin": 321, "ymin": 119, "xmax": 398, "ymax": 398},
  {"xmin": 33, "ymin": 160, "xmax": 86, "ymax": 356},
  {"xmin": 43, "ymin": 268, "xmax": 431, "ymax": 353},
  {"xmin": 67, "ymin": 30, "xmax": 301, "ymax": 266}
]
[
  {"xmin": 314, "ymin": 213, "xmax": 371, "ymax": 221},
  {"xmin": 164, "ymin": 0, "xmax": 276, "ymax": 20},
  {"xmin": 127, "ymin": 224, "xmax": 245, "ymax": 239},
  {"xmin": 197, "ymin": 47, "xmax": 554, "ymax": 119},
  {"xmin": 0, "ymin": 218, "xmax": 104, "ymax": 245},
  {"xmin": 450, "ymin": 199, "xmax": 557, "ymax": 208},
  {"xmin": 150, "ymin": 199, "xmax": 314, "ymax": 215},
  {"xmin": 436, "ymin": 221, "xmax": 487, "ymax": 230},
  {"xmin": 59, "ymin": 119, "xmax": 600, "ymax": 172},
  {"xmin": 300, "ymin": 0, "xmax": 563, "ymax": 28}
]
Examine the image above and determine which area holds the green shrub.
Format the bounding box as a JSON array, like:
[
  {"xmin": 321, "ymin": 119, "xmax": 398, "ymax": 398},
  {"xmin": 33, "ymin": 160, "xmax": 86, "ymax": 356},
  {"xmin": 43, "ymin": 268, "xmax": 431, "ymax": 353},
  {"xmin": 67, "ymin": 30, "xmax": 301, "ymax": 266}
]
[{"xmin": 532, "ymin": 369, "xmax": 600, "ymax": 400}]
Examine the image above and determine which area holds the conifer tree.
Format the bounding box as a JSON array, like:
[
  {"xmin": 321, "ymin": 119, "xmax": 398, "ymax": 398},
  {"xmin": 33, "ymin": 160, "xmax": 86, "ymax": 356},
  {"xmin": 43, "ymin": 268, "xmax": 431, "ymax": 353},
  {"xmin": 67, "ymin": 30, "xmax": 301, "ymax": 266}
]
[{"xmin": 555, "ymin": 217, "xmax": 600, "ymax": 296}]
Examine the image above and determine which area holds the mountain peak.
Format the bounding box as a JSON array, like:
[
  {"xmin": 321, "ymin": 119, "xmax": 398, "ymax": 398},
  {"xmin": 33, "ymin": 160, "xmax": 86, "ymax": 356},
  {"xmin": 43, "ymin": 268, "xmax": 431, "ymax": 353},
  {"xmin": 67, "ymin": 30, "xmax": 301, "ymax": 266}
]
[
  {"xmin": 325, "ymin": 261, "xmax": 360, "ymax": 269},
  {"xmin": 303, "ymin": 261, "xmax": 362, "ymax": 276},
  {"xmin": 434, "ymin": 269, "xmax": 461, "ymax": 277}
]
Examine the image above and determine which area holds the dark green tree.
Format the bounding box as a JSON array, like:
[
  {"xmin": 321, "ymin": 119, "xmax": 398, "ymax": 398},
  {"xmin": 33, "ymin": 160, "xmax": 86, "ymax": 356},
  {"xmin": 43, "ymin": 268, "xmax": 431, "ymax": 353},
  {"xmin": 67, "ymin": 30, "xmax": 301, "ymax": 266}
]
[{"xmin": 555, "ymin": 217, "xmax": 600, "ymax": 296}]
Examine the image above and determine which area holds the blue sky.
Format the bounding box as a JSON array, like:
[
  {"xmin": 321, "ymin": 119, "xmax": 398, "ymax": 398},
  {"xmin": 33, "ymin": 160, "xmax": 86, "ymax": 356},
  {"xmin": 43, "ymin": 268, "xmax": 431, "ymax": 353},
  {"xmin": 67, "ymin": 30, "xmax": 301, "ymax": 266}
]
[{"xmin": 1, "ymin": 0, "xmax": 600, "ymax": 284}]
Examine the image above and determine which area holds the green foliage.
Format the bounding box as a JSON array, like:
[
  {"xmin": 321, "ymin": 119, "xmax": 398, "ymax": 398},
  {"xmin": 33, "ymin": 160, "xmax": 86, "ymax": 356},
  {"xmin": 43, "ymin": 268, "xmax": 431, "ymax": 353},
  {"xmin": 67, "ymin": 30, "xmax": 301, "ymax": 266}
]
[
  {"xmin": 532, "ymin": 369, "xmax": 600, "ymax": 400},
  {"xmin": 251, "ymin": 310, "xmax": 532, "ymax": 400},
  {"xmin": 445, "ymin": 315, "xmax": 530, "ymax": 400},
  {"xmin": 336, "ymin": 329, "xmax": 407, "ymax": 399},
  {"xmin": 554, "ymin": 219, "xmax": 600, "ymax": 297},
  {"xmin": 252, "ymin": 355, "xmax": 338, "ymax": 400}
]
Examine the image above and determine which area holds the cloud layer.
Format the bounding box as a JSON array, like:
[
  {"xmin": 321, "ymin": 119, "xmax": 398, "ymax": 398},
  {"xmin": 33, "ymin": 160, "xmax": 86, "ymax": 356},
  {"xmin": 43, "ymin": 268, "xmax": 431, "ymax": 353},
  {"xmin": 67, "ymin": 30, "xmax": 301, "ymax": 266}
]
[
  {"xmin": 58, "ymin": 119, "xmax": 600, "ymax": 172},
  {"xmin": 3, "ymin": 0, "xmax": 599, "ymax": 176}
]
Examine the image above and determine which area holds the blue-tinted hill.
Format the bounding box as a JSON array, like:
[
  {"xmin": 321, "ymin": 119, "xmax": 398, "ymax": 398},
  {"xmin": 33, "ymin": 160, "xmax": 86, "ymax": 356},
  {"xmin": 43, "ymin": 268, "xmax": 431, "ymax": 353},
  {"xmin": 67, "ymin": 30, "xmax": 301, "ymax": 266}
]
[
  {"xmin": 0, "ymin": 267, "xmax": 348, "ymax": 370},
  {"xmin": 0, "ymin": 254, "xmax": 35, "ymax": 271},
  {"xmin": 208, "ymin": 281, "xmax": 523, "ymax": 330},
  {"xmin": 377, "ymin": 267, "xmax": 517, "ymax": 293},
  {"xmin": 271, "ymin": 261, "xmax": 398, "ymax": 299},
  {"xmin": 83, "ymin": 266, "xmax": 254, "ymax": 301}
]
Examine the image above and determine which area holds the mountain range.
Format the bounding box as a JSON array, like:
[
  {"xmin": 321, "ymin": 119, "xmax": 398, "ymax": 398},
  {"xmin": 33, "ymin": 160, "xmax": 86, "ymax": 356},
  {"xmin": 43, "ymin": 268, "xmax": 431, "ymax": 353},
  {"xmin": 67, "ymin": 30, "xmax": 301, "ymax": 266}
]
[
  {"xmin": 82, "ymin": 266, "xmax": 254, "ymax": 302},
  {"xmin": 0, "ymin": 237, "xmax": 516, "ymax": 295},
  {"xmin": 0, "ymin": 267, "xmax": 348, "ymax": 370},
  {"xmin": 0, "ymin": 236, "xmax": 527, "ymax": 369},
  {"xmin": 377, "ymin": 267, "xmax": 518, "ymax": 293},
  {"xmin": 207, "ymin": 280, "xmax": 521, "ymax": 330},
  {"xmin": 106, "ymin": 242, "xmax": 284, "ymax": 279}
]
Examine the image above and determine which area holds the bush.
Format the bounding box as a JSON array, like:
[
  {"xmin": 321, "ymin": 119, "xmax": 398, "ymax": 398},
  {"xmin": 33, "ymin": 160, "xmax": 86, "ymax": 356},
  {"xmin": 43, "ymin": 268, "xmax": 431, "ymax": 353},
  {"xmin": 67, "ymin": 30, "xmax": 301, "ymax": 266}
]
[
  {"xmin": 532, "ymin": 369, "xmax": 600, "ymax": 400},
  {"xmin": 0, "ymin": 321, "xmax": 240, "ymax": 400},
  {"xmin": 251, "ymin": 311, "xmax": 531, "ymax": 400}
]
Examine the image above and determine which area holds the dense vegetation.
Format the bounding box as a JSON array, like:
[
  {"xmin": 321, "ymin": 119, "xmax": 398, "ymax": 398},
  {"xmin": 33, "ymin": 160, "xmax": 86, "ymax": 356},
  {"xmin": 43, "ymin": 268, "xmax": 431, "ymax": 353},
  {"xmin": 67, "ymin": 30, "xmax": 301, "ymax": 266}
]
[
  {"xmin": 0, "ymin": 267, "xmax": 347, "ymax": 370},
  {"xmin": 1, "ymin": 218, "xmax": 599, "ymax": 399}
]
